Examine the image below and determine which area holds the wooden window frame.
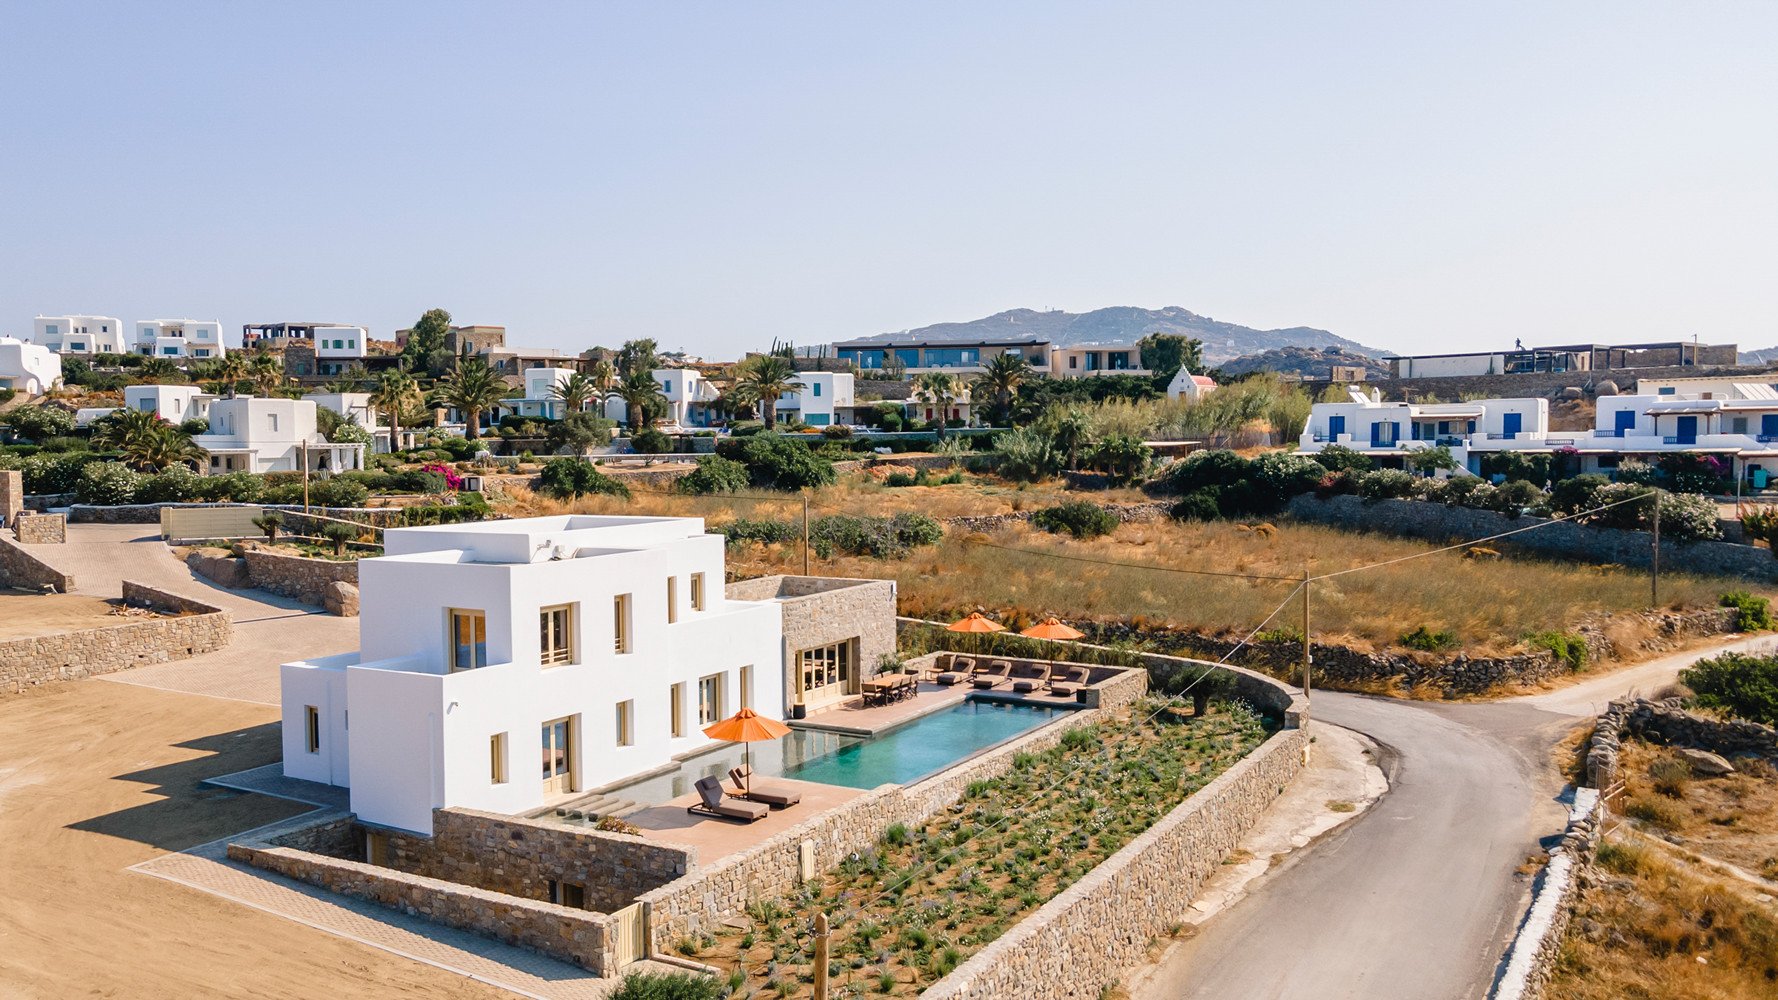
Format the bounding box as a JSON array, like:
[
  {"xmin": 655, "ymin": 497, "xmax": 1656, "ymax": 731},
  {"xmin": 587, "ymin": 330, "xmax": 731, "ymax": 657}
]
[
  {"xmin": 690, "ymin": 572, "xmax": 706, "ymax": 612},
  {"xmin": 304, "ymin": 705, "xmax": 320, "ymax": 753},
  {"xmin": 539, "ymin": 603, "xmax": 576, "ymax": 666},
  {"xmin": 613, "ymin": 594, "xmax": 632, "ymax": 654},
  {"xmin": 697, "ymin": 673, "xmax": 724, "ymax": 726},
  {"xmin": 490, "ymin": 732, "xmax": 508, "ymax": 784},
  {"xmin": 670, "ymin": 683, "xmax": 685, "ymax": 738},
  {"xmin": 448, "ymin": 608, "xmax": 487, "ymax": 672},
  {"xmin": 666, "ymin": 576, "xmax": 678, "ymax": 625},
  {"xmin": 615, "ymin": 700, "xmax": 634, "ymax": 747}
]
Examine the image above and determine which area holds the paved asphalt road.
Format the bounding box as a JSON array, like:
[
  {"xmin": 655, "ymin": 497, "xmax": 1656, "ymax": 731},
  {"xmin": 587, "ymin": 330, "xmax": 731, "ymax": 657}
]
[{"xmin": 1139, "ymin": 636, "xmax": 1764, "ymax": 1000}]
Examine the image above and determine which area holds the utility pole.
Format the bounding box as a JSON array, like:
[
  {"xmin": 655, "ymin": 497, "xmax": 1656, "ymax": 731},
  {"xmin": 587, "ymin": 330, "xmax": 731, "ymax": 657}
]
[
  {"xmin": 1650, "ymin": 490, "xmax": 1661, "ymax": 607},
  {"xmin": 802, "ymin": 489, "xmax": 811, "ymax": 576},
  {"xmin": 812, "ymin": 911, "xmax": 830, "ymax": 1000},
  {"xmin": 1301, "ymin": 566, "xmax": 1312, "ymax": 704}
]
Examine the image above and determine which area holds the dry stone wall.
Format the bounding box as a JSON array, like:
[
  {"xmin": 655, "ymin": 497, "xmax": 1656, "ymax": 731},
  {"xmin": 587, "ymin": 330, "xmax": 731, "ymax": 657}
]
[
  {"xmin": 13, "ymin": 511, "xmax": 65, "ymax": 544},
  {"xmin": 946, "ymin": 501, "xmax": 1169, "ymax": 534},
  {"xmin": 0, "ymin": 582, "xmax": 230, "ymax": 695},
  {"xmin": 0, "ymin": 533, "xmax": 73, "ymax": 592},
  {"xmin": 1490, "ymin": 790, "xmax": 1604, "ymax": 1000},
  {"xmin": 239, "ymin": 547, "xmax": 360, "ymax": 605}
]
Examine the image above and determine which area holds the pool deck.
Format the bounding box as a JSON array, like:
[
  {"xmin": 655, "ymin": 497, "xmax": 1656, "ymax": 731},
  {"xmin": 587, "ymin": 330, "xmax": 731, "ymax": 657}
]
[
  {"xmin": 794, "ymin": 681, "xmax": 1081, "ymax": 737},
  {"xmin": 622, "ymin": 777, "xmax": 866, "ymax": 862}
]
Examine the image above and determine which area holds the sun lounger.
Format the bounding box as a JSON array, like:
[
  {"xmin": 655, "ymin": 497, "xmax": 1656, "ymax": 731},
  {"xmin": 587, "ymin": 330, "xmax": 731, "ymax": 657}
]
[
  {"xmin": 1047, "ymin": 665, "xmax": 1089, "ymax": 698},
  {"xmin": 687, "ymin": 775, "xmax": 768, "ymax": 823},
  {"xmin": 936, "ymin": 655, "xmax": 975, "ymax": 686},
  {"xmin": 971, "ymin": 659, "xmax": 1011, "ymax": 690},
  {"xmin": 1009, "ymin": 662, "xmax": 1051, "ymax": 694},
  {"xmin": 727, "ymin": 765, "xmax": 801, "ymax": 808}
]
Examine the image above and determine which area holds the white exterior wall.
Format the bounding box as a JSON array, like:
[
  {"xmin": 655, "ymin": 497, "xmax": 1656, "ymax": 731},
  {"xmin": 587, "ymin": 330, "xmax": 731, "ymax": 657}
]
[
  {"xmin": 193, "ymin": 396, "xmax": 362, "ymax": 473},
  {"xmin": 654, "ymin": 368, "xmax": 720, "ymax": 427},
  {"xmin": 1633, "ymin": 376, "xmax": 1778, "ymax": 399},
  {"xmin": 0, "ymin": 337, "xmax": 61, "ymax": 394},
  {"xmin": 312, "ymin": 325, "xmax": 368, "ymax": 360},
  {"xmin": 33, "ymin": 315, "xmax": 125, "ymax": 354},
  {"xmin": 123, "ymin": 384, "xmax": 211, "ymax": 422},
  {"xmin": 1473, "ymin": 399, "xmax": 1550, "ymax": 440},
  {"xmin": 286, "ymin": 516, "xmax": 788, "ymax": 833},
  {"xmin": 777, "ymin": 372, "xmax": 853, "ymax": 426},
  {"xmin": 136, "ymin": 319, "xmax": 225, "ymax": 359}
]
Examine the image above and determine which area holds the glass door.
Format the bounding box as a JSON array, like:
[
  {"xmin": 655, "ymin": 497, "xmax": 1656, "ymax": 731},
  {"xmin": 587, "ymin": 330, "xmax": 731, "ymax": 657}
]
[{"xmin": 541, "ymin": 718, "xmax": 573, "ymax": 795}]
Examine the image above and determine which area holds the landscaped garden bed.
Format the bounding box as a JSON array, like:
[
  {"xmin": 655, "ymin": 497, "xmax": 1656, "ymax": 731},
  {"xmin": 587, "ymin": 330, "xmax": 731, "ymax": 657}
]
[{"xmin": 681, "ymin": 698, "xmax": 1269, "ymax": 997}]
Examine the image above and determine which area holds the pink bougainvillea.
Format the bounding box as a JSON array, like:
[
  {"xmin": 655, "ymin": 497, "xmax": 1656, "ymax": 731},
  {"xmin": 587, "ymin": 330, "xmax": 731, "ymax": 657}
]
[{"xmin": 422, "ymin": 463, "xmax": 463, "ymax": 490}]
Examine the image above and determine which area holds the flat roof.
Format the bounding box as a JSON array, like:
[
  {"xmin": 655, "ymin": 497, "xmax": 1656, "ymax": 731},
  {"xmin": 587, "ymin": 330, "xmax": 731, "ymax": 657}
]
[{"xmin": 832, "ymin": 337, "xmax": 1050, "ymax": 349}]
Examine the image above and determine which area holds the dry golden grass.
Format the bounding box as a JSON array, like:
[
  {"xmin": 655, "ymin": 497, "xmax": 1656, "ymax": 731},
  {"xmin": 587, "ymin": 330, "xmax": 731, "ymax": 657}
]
[
  {"xmin": 1616, "ymin": 742, "xmax": 1778, "ymax": 878},
  {"xmin": 1552, "ymin": 838, "xmax": 1778, "ymax": 1000}
]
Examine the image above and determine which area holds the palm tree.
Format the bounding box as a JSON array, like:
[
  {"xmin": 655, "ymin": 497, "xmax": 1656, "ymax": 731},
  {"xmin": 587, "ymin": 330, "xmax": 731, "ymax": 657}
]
[
  {"xmin": 136, "ymin": 357, "xmax": 185, "ymax": 385},
  {"xmin": 972, "ymin": 354, "xmax": 1028, "ymax": 426},
  {"xmin": 550, "ymin": 371, "xmax": 598, "ymax": 416},
  {"xmin": 587, "ymin": 359, "xmax": 618, "ymax": 417},
  {"xmin": 370, "ymin": 368, "xmax": 420, "ymax": 452},
  {"xmin": 93, "ymin": 409, "xmax": 203, "ymax": 471},
  {"xmin": 433, "ymin": 357, "xmax": 509, "ymax": 440},
  {"xmin": 1041, "ymin": 405, "xmax": 1093, "ymax": 471},
  {"xmin": 215, "ymin": 353, "xmax": 249, "ymax": 398},
  {"xmin": 248, "ymin": 353, "xmax": 285, "ymax": 397},
  {"xmin": 914, "ymin": 372, "xmax": 959, "ymax": 441},
  {"xmin": 732, "ymin": 356, "xmax": 802, "ymax": 430},
  {"xmin": 613, "ymin": 369, "xmax": 667, "ymax": 430}
]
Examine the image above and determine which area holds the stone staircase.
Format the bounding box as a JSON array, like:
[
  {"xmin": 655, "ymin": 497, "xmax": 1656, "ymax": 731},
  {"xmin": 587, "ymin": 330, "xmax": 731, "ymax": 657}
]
[{"xmin": 556, "ymin": 793, "xmax": 644, "ymax": 822}]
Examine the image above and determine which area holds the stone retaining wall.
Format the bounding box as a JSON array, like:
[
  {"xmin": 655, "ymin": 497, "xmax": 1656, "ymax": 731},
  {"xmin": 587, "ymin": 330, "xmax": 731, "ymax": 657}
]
[
  {"xmin": 0, "ymin": 581, "xmax": 231, "ymax": 695},
  {"xmin": 65, "ymin": 501, "xmax": 404, "ymax": 527},
  {"xmin": 946, "ymin": 501, "xmax": 1169, "ymax": 534},
  {"xmin": 1286, "ymin": 493, "xmax": 1778, "ymax": 582},
  {"xmin": 1381, "ymin": 360, "xmax": 1765, "ymax": 403},
  {"xmin": 13, "ymin": 511, "xmax": 66, "ymax": 544},
  {"xmin": 238, "ymin": 547, "xmax": 360, "ymax": 605},
  {"xmin": 1587, "ymin": 697, "xmax": 1777, "ymax": 788},
  {"xmin": 921, "ymin": 725, "xmax": 1310, "ymax": 1000},
  {"xmin": 1490, "ymin": 789, "xmax": 1605, "ymax": 1000},
  {"xmin": 726, "ymin": 575, "xmax": 899, "ymax": 693},
  {"xmin": 0, "ymin": 533, "xmax": 73, "ymax": 592}
]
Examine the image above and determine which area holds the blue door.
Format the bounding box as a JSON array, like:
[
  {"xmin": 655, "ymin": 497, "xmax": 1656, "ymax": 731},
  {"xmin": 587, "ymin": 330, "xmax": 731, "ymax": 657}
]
[
  {"xmin": 1762, "ymin": 414, "xmax": 1778, "ymax": 441},
  {"xmin": 1676, "ymin": 415, "xmax": 1698, "ymax": 445},
  {"xmin": 1502, "ymin": 413, "xmax": 1522, "ymax": 440},
  {"xmin": 1614, "ymin": 410, "xmax": 1636, "ymax": 437},
  {"xmin": 1370, "ymin": 422, "xmax": 1394, "ymax": 447},
  {"xmin": 1328, "ymin": 415, "xmax": 1345, "ymax": 440}
]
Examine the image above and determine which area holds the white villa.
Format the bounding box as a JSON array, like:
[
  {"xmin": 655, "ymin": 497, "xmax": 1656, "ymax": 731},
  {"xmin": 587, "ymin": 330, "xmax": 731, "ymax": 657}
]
[
  {"xmin": 906, "ymin": 383, "xmax": 974, "ymax": 426},
  {"xmin": 136, "ymin": 319, "xmax": 226, "ymax": 359},
  {"xmin": 280, "ymin": 516, "xmax": 896, "ymax": 834},
  {"xmin": 0, "ymin": 336, "xmax": 60, "ymax": 395},
  {"xmin": 655, "ymin": 368, "xmax": 721, "ymax": 428},
  {"xmin": 33, "ymin": 315, "xmax": 125, "ymax": 355},
  {"xmin": 307, "ymin": 392, "xmax": 389, "ymax": 451},
  {"xmin": 501, "ymin": 366, "xmax": 578, "ymax": 421},
  {"xmin": 192, "ymin": 396, "xmax": 364, "ymax": 474},
  {"xmin": 776, "ymin": 371, "xmax": 854, "ymax": 427},
  {"xmin": 124, "ymin": 384, "xmax": 213, "ymax": 423},
  {"xmin": 1167, "ymin": 370, "xmax": 1217, "ymax": 401},
  {"xmin": 1048, "ymin": 342, "xmax": 1149, "ymax": 378}
]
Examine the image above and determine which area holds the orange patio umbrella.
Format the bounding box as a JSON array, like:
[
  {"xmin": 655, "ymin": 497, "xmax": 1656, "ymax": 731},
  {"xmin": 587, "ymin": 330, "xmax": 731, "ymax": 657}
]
[
  {"xmin": 703, "ymin": 707, "xmax": 792, "ymax": 796},
  {"xmin": 946, "ymin": 612, "xmax": 1006, "ymax": 633},
  {"xmin": 1020, "ymin": 616, "xmax": 1085, "ymax": 641}
]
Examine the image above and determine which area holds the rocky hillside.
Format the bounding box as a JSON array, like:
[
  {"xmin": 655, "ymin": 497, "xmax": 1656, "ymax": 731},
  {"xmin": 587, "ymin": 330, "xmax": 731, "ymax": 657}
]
[
  {"xmin": 1738, "ymin": 346, "xmax": 1778, "ymax": 364},
  {"xmin": 1218, "ymin": 345, "xmax": 1392, "ymax": 380},
  {"xmin": 847, "ymin": 306, "xmax": 1383, "ymax": 365}
]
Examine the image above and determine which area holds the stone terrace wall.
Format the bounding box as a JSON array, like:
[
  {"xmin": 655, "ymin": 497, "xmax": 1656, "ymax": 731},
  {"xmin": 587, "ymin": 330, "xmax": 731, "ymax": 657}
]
[
  {"xmin": 67, "ymin": 501, "xmax": 404, "ymax": 528},
  {"xmin": 921, "ymin": 726, "xmax": 1311, "ymax": 1000},
  {"xmin": 378, "ymin": 809, "xmax": 690, "ymax": 914},
  {"xmin": 240, "ymin": 547, "xmax": 360, "ymax": 605},
  {"xmin": 946, "ymin": 501, "xmax": 1169, "ymax": 534},
  {"xmin": 0, "ymin": 582, "xmax": 230, "ymax": 695},
  {"xmin": 227, "ymin": 841, "xmax": 618, "ymax": 975},
  {"xmin": 0, "ymin": 533, "xmax": 73, "ymax": 592},
  {"xmin": 13, "ymin": 511, "xmax": 66, "ymax": 544},
  {"xmin": 1588, "ymin": 697, "xmax": 1777, "ymax": 788},
  {"xmin": 1382, "ymin": 360, "xmax": 1771, "ymax": 403},
  {"xmin": 1286, "ymin": 494, "xmax": 1778, "ymax": 583}
]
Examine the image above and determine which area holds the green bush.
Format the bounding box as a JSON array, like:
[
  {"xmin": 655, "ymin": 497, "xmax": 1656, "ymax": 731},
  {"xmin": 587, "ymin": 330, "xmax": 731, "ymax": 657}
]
[
  {"xmin": 134, "ymin": 466, "xmax": 203, "ymax": 504},
  {"xmin": 194, "ymin": 472, "xmax": 264, "ymax": 503},
  {"xmin": 675, "ymin": 455, "xmax": 750, "ymax": 495},
  {"xmin": 76, "ymin": 461, "xmax": 143, "ymax": 505},
  {"xmin": 2, "ymin": 405, "xmax": 77, "ymax": 442},
  {"xmin": 1030, "ymin": 501, "xmax": 1119, "ymax": 539},
  {"xmin": 1153, "ymin": 449, "xmax": 1250, "ymax": 495},
  {"xmin": 1084, "ymin": 434, "xmax": 1153, "ymax": 485},
  {"xmin": 1657, "ymin": 453, "xmax": 1731, "ymax": 495},
  {"xmin": 1680, "ymin": 651, "xmax": 1778, "ymax": 725},
  {"xmin": 36, "ymin": 436, "xmax": 88, "ymax": 453},
  {"xmin": 608, "ymin": 970, "xmax": 726, "ymax": 1000},
  {"xmin": 306, "ymin": 478, "xmax": 371, "ymax": 508},
  {"xmin": 990, "ymin": 425, "xmax": 1063, "ymax": 482},
  {"xmin": 1528, "ymin": 630, "xmax": 1587, "ymax": 671},
  {"xmin": 1169, "ymin": 490, "xmax": 1223, "ymax": 522},
  {"xmin": 1248, "ymin": 452, "xmax": 1327, "ymax": 512},
  {"xmin": 884, "ymin": 471, "xmax": 918, "ymax": 487},
  {"xmin": 1486, "ymin": 479, "xmax": 1544, "ymax": 518},
  {"xmin": 402, "ymin": 494, "xmax": 491, "ymax": 525},
  {"xmin": 1548, "ymin": 473, "xmax": 1610, "ymax": 518},
  {"xmin": 537, "ymin": 458, "xmax": 633, "ymax": 500},
  {"xmin": 17, "ymin": 452, "xmax": 100, "ymax": 494},
  {"xmin": 630, "ymin": 426, "xmax": 673, "ymax": 455},
  {"xmin": 1398, "ymin": 626, "xmax": 1457, "ymax": 652},
  {"xmin": 1354, "ymin": 469, "xmax": 1422, "ymax": 502},
  {"xmin": 1479, "ymin": 451, "xmax": 1551, "ymax": 485},
  {"xmin": 808, "ymin": 512, "xmax": 942, "ymax": 559},
  {"xmin": 1313, "ymin": 445, "xmax": 1373, "ymax": 473},
  {"xmin": 1720, "ymin": 591, "xmax": 1774, "ymax": 632},
  {"xmin": 737, "ymin": 433, "xmax": 836, "ymax": 490},
  {"xmin": 390, "ymin": 469, "xmax": 448, "ymax": 494},
  {"xmin": 546, "ymin": 412, "xmax": 614, "ymax": 455},
  {"xmin": 719, "ymin": 517, "xmax": 798, "ymax": 546},
  {"xmin": 821, "ymin": 424, "xmax": 854, "ymax": 440}
]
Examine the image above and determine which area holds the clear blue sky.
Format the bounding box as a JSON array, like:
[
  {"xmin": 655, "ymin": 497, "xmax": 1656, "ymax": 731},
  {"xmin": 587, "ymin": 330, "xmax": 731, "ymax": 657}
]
[{"xmin": 4, "ymin": 2, "xmax": 1775, "ymax": 358}]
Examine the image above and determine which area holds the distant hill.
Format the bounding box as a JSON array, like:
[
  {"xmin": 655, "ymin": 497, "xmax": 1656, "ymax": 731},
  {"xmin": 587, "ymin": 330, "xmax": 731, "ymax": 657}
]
[
  {"xmin": 846, "ymin": 307, "xmax": 1383, "ymax": 365},
  {"xmin": 1739, "ymin": 347, "xmax": 1778, "ymax": 365},
  {"xmin": 1218, "ymin": 346, "xmax": 1392, "ymax": 380}
]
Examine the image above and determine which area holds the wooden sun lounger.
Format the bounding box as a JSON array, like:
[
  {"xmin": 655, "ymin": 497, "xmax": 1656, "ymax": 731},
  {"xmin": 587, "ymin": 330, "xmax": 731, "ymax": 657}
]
[
  {"xmin": 936, "ymin": 655, "xmax": 975, "ymax": 686},
  {"xmin": 971, "ymin": 660, "xmax": 1011, "ymax": 690},
  {"xmin": 687, "ymin": 775, "xmax": 768, "ymax": 823},
  {"xmin": 728, "ymin": 765, "xmax": 801, "ymax": 808},
  {"xmin": 1047, "ymin": 666, "xmax": 1089, "ymax": 698},
  {"xmin": 1008, "ymin": 662, "xmax": 1051, "ymax": 694}
]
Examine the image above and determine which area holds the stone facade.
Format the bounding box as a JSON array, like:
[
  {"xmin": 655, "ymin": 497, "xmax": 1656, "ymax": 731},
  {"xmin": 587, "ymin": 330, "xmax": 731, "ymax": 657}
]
[
  {"xmin": 0, "ymin": 533, "xmax": 73, "ymax": 592},
  {"xmin": 238, "ymin": 546, "xmax": 361, "ymax": 606},
  {"xmin": 1286, "ymin": 494, "xmax": 1778, "ymax": 583},
  {"xmin": 13, "ymin": 511, "xmax": 66, "ymax": 544},
  {"xmin": 0, "ymin": 582, "xmax": 231, "ymax": 695},
  {"xmin": 920, "ymin": 725, "xmax": 1309, "ymax": 1000},
  {"xmin": 1380, "ymin": 360, "xmax": 1764, "ymax": 404},
  {"xmin": 0, "ymin": 469, "xmax": 23, "ymax": 527},
  {"xmin": 725, "ymin": 575, "xmax": 898, "ymax": 709}
]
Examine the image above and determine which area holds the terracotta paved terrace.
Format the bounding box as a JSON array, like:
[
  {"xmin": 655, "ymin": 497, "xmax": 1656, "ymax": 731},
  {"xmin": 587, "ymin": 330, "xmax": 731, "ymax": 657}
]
[{"xmin": 621, "ymin": 777, "xmax": 866, "ymax": 862}]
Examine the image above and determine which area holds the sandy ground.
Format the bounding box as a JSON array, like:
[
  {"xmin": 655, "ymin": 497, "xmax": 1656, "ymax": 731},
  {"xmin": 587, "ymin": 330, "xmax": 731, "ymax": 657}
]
[
  {"xmin": 0, "ymin": 679, "xmax": 506, "ymax": 1000},
  {"xmin": 0, "ymin": 592, "xmax": 147, "ymax": 641}
]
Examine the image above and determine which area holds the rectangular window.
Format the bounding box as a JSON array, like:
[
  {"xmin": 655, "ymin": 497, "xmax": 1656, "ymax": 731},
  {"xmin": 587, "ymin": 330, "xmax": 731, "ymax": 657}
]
[
  {"xmin": 666, "ymin": 577, "xmax": 678, "ymax": 624},
  {"xmin": 670, "ymin": 683, "xmax": 685, "ymax": 738},
  {"xmin": 1069, "ymin": 355, "xmax": 1078, "ymax": 369},
  {"xmin": 690, "ymin": 573, "xmax": 706, "ymax": 611},
  {"xmin": 490, "ymin": 733, "xmax": 508, "ymax": 784},
  {"xmin": 615, "ymin": 700, "xmax": 634, "ymax": 746},
  {"xmin": 549, "ymin": 880, "xmax": 587, "ymax": 909},
  {"xmin": 449, "ymin": 609, "xmax": 487, "ymax": 671},
  {"xmin": 304, "ymin": 706, "xmax": 320, "ymax": 753},
  {"xmin": 813, "ymin": 382, "xmax": 822, "ymax": 397},
  {"xmin": 539, "ymin": 604, "xmax": 574, "ymax": 665},
  {"xmin": 613, "ymin": 594, "xmax": 631, "ymax": 653},
  {"xmin": 268, "ymin": 414, "xmax": 279, "ymax": 432},
  {"xmin": 740, "ymin": 665, "xmax": 753, "ymax": 710},
  {"xmin": 698, "ymin": 674, "xmax": 723, "ymax": 725}
]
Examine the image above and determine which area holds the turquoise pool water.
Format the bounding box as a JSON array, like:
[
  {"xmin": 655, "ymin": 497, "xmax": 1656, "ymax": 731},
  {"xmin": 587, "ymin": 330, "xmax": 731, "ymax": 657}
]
[{"xmin": 782, "ymin": 699, "xmax": 1069, "ymax": 789}]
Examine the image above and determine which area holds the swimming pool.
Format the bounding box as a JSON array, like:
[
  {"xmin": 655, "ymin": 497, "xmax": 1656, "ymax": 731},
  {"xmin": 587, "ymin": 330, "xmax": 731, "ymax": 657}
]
[{"xmin": 782, "ymin": 699, "xmax": 1070, "ymax": 789}]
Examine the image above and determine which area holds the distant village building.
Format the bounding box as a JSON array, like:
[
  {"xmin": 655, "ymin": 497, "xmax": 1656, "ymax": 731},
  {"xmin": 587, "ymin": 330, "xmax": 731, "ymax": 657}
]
[
  {"xmin": 1165, "ymin": 370, "xmax": 1217, "ymax": 401},
  {"xmin": 0, "ymin": 336, "xmax": 60, "ymax": 395},
  {"xmin": 1385, "ymin": 341, "xmax": 1736, "ymax": 379},
  {"xmin": 136, "ymin": 319, "xmax": 226, "ymax": 359},
  {"xmin": 32, "ymin": 315, "xmax": 125, "ymax": 355}
]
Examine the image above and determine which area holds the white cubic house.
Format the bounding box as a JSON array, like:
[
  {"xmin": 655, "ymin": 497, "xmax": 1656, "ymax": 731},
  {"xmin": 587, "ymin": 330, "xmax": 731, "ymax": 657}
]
[
  {"xmin": 655, "ymin": 368, "xmax": 722, "ymax": 428},
  {"xmin": 307, "ymin": 392, "xmax": 389, "ymax": 451},
  {"xmin": 776, "ymin": 371, "xmax": 854, "ymax": 427},
  {"xmin": 502, "ymin": 367, "xmax": 579, "ymax": 421},
  {"xmin": 33, "ymin": 315, "xmax": 125, "ymax": 355},
  {"xmin": 136, "ymin": 319, "xmax": 226, "ymax": 359},
  {"xmin": 0, "ymin": 336, "xmax": 61, "ymax": 395},
  {"xmin": 123, "ymin": 384, "xmax": 213, "ymax": 423},
  {"xmin": 281, "ymin": 517, "xmax": 787, "ymax": 833},
  {"xmin": 192, "ymin": 396, "xmax": 364, "ymax": 474}
]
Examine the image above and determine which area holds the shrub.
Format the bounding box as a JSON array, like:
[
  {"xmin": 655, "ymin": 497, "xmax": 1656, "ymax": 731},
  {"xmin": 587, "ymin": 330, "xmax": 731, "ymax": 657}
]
[
  {"xmin": 630, "ymin": 426, "xmax": 673, "ymax": 455},
  {"xmin": 1528, "ymin": 630, "xmax": 1587, "ymax": 671},
  {"xmin": 821, "ymin": 424, "xmax": 853, "ymax": 440},
  {"xmin": 1030, "ymin": 501, "xmax": 1119, "ymax": 539},
  {"xmin": 719, "ymin": 517, "xmax": 798, "ymax": 547},
  {"xmin": 75, "ymin": 461, "xmax": 142, "ymax": 505},
  {"xmin": 1398, "ymin": 626, "xmax": 1457, "ymax": 652},
  {"xmin": 1680, "ymin": 651, "xmax": 1778, "ymax": 725},
  {"xmin": 17, "ymin": 452, "xmax": 98, "ymax": 494},
  {"xmin": 537, "ymin": 457, "xmax": 633, "ymax": 500},
  {"xmin": 883, "ymin": 471, "xmax": 918, "ymax": 487},
  {"xmin": 1740, "ymin": 504, "xmax": 1778, "ymax": 556},
  {"xmin": 1720, "ymin": 591, "xmax": 1774, "ymax": 632},
  {"xmin": 320, "ymin": 522, "xmax": 357, "ymax": 555},
  {"xmin": 1354, "ymin": 469, "xmax": 1422, "ymax": 502},
  {"xmin": 1485, "ymin": 479, "xmax": 1544, "ymax": 518},
  {"xmin": 1248, "ymin": 452, "xmax": 1327, "ymax": 512},
  {"xmin": 737, "ymin": 433, "xmax": 835, "ymax": 490},
  {"xmin": 401, "ymin": 494, "xmax": 491, "ymax": 525},
  {"xmin": 1424, "ymin": 475, "xmax": 1487, "ymax": 507},
  {"xmin": 808, "ymin": 512, "xmax": 942, "ymax": 559},
  {"xmin": 991, "ymin": 425, "xmax": 1063, "ymax": 482},
  {"xmin": 37, "ymin": 436, "xmax": 88, "ymax": 453},
  {"xmin": 1648, "ymin": 757, "xmax": 1691, "ymax": 799},
  {"xmin": 134, "ymin": 465, "xmax": 203, "ymax": 504},
  {"xmin": 1548, "ymin": 473, "xmax": 1610, "ymax": 518},
  {"xmin": 1153, "ymin": 449, "xmax": 1250, "ymax": 495},
  {"xmin": 2, "ymin": 405, "xmax": 77, "ymax": 442},
  {"xmin": 1084, "ymin": 434, "xmax": 1153, "ymax": 485},
  {"xmin": 1657, "ymin": 453, "xmax": 1730, "ymax": 495},
  {"xmin": 546, "ymin": 411, "xmax": 614, "ymax": 455},
  {"xmin": 1479, "ymin": 451, "xmax": 1551, "ymax": 485},
  {"xmin": 178, "ymin": 417, "xmax": 209, "ymax": 436},
  {"xmin": 1314, "ymin": 445, "xmax": 1373, "ymax": 473},
  {"xmin": 194, "ymin": 471, "xmax": 264, "ymax": 503},
  {"xmin": 391, "ymin": 469, "xmax": 449, "ymax": 494},
  {"xmin": 608, "ymin": 970, "xmax": 726, "ymax": 1000},
  {"xmin": 305, "ymin": 478, "xmax": 369, "ymax": 508},
  {"xmin": 1613, "ymin": 458, "xmax": 1660, "ymax": 486},
  {"xmin": 1623, "ymin": 795, "xmax": 1684, "ymax": 831},
  {"xmin": 252, "ymin": 510, "xmax": 284, "ymax": 542},
  {"xmin": 675, "ymin": 455, "xmax": 750, "ymax": 495},
  {"xmin": 1168, "ymin": 490, "xmax": 1223, "ymax": 522}
]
